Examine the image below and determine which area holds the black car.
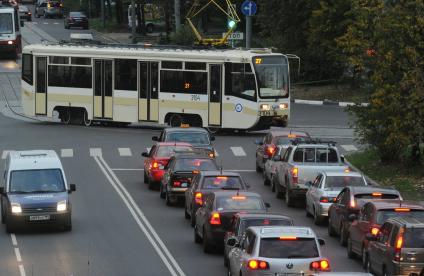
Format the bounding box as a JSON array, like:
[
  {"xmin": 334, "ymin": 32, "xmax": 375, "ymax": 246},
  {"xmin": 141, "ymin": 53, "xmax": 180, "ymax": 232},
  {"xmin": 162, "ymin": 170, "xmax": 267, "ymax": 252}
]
[
  {"xmin": 18, "ymin": 5, "xmax": 32, "ymax": 21},
  {"xmin": 327, "ymin": 186, "xmax": 401, "ymax": 246},
  {"xmin": 185, "ymin": 171, "xmax": 249, "ymax": 226},
  {"xmin": 64, "ymin": 11, "xmax": 89, "ymax": 29},
  {"xmin": 194, "ymin": 191, "xmax": 270, "ymax": 253},
  {"xmin": 160, "ymin": 153, "xmax": 218, "ymax": 206},
  {"xmin": 152, "ymin": 126, "xmax": 215, "ymax": 158},
  {"xmin": 223, "ymin": 213, "xmax": 293, "ymax": 267}
]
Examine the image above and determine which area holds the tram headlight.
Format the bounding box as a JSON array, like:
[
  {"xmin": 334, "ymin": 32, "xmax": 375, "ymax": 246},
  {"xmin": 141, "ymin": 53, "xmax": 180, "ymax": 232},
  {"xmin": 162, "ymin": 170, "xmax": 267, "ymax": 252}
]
[
  {"xmin": 260, "ymin": 104, "xmax": 270, "ymax": 111},
  {"xmin": 279, "ymin": 103, "xmax": 288, "ymax": 109}
]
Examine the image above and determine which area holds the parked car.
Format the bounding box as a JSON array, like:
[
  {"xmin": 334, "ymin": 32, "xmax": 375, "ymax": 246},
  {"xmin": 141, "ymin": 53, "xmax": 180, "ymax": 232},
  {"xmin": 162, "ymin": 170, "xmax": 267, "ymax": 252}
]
[
  {"xmin": 223, "ymin": 213, "xmax": 293, "ymax": 267},
  {"xmin": 254, "ymin": 130, "xmax": 310, "ymax": 172},
  {"xmin": 64, "ymin": 11, "xmax": 88, "ymax": 29},
  {"xmin": 366, "ymin": 217, "xmax": 424, "ymax": 275},
  {"xmin": 272, "ymin": 139, "xmax": 349, "ymax": 206},
  {"xmin": 227, "ymin": 226, "xmax": 330, "ymax": 276},
  {"xmin": 347, "ymin": 200, "xmax": 424, "ymax": 267},
  {"xmin": 194, "ymin": 191, "xmax": 270, "ymax": 253},
  {"xmin": 184, "ymin": 170, "xmax": 249, "ymax": 226},
  {"xmin": 327, "ymin": 186, "xmax": 402, "ymax": 246},
  {"xmin": 305, "ymin": 171, "xmax": 368, "ymax": 225},
  {"xmin": 18, "ymin": 5, "xmax": 31, "ymax": 21}
]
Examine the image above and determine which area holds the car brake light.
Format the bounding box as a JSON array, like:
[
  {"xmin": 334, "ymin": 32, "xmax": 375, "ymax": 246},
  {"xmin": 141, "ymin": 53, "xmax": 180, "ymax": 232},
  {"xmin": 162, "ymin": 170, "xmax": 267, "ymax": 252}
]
[
  {"xmin": 195, "ymin": 192, "xmax": 203, "ymax": 205},
  {"xmin": 216, "ymin": 176, "xmax": 228, "ymax": 180},
  {"xmin": 371, "ymin": 227, "xmax": 379, "ymax": 235},
  {"xmin": 395, "ymin": 208, "xmax": 410, "ymax": 212},
  {"xmin": 310, "ymin": 259, "xmax": 330, "ymax": 271},
  {"xmin": 247, "ymin": 260, "xmax": 269, "ymax": 270},
  {"xmin": 372, "ymin": 192, "xmax": 382, "ymax": 196},
  {"xmin": 209, "ymin": 212, "xmax": 221, "ymax": 225},
  {"xmin": 291, "ymin": 167, "xmax": 298, "ymax": 184},
  {"xmin": 394, "ymin": 227, "xmax": 405, "ymax": 261},
  {"xmin": 320, "ymin": 197, "xmax": 330, "ymax": 203},
  {"xmin": 232, "ymin": 196, "xmax": 246, "ymax": 200},
  {"xmin": 279, "ymin": 236, "xmax": 297, "ymax": 240},
  {"xmin": 173, "ymin": 181, "xmax": 181, "ymax": 187},
  {"xmin": 152, "ymin": 162, "xmax": 159, "ymax": 168},
  {"xmin": 350, "ymin": 199, "xmax": 356, "ymax": 208}
]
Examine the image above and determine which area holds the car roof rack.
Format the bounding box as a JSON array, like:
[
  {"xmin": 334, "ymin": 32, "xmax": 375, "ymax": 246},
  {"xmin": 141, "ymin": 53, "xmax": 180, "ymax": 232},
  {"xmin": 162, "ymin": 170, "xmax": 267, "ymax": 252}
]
[{"xmin": 290, "ymin": 138, "xmax": 337, "ymax": 146}]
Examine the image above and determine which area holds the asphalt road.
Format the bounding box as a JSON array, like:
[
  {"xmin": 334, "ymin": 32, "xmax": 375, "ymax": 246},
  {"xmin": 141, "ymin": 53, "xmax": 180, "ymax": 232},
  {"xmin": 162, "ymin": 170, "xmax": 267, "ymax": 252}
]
[{"xmin": 0, "ymin": 13, "xmax": 364, "ymax": 276}]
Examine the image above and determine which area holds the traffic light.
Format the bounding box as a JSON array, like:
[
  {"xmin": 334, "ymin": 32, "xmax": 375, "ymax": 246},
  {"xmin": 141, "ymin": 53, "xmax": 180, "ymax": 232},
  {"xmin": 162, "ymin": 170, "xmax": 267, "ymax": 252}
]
[{"xmin": 228, "ymin": 19, "xmax": 236, "ymax": 29}]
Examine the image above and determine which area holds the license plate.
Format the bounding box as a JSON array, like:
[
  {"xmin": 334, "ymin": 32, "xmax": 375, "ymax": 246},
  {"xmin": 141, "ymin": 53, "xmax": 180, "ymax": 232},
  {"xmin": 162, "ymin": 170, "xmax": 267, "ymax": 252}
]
[
  {"xmin": 29, "ymin": 215, "xmax": 50, "ymax": 221},
  {"xmin": 181, "ymin": 183, "xmax": 188, "ymax": 188}
]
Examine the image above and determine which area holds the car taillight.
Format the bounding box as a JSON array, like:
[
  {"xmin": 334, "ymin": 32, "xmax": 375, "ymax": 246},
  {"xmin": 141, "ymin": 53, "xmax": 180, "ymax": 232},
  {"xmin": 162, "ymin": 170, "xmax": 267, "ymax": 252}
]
[
  {"xmin": 195, "ymin": 192, "xmax": 203, "ymax": 205},
  {"xmin": 247, "ymin": 260, "xmax": 269, "ymax": 270},
  {"xmin": 371, "ymin": 226, "xmax": 380, "ymax": 236},
  {"xmin": 350, "ymin": 198, "xmax": 356, "ymax": 208},
  {"xmin": 291, "ymin": 167, "xmax": 298, "ymax": 184},
  {"xmin": 394, "ymin": 228, "xmax": 404, "ymax": 262},
  {"xmin": 264, "ymin": 145, "xmax": 276, "ymax": 158},
  {"xmin": 310, "ymin": 259, "xmax": 330, "ymax": 271},
  {"xmin": 173, "ymin": 181, "xmax": 181, "ymax": 187},
  {"xmin": 151, "ymin": 161, "xmax": 165, "ymax": 170},
  {"xmin": 319, "ymin": 197, "xmax": 335, "ymax": 203},
  {"xmin": 209, "ymin": 212, "xmax": 221, "ymax": 225}
]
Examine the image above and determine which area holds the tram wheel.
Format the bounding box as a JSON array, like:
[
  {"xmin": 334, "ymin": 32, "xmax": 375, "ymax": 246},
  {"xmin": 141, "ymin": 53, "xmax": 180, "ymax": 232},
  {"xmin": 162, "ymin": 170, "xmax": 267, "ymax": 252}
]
[
  {"xmin": 169, "ymin": 114, "xmax": 183, "ymax": 127},
  {"xmin": 207, "ymin": 127, "xmax": 220, "ymax": 134},
  {"xmin": 60, "ymin": 109, "xmax": 71, "ymax": 125},
  {"xmin": 83, "ymin": 109, "xmax": 92, "ymax": 126}
]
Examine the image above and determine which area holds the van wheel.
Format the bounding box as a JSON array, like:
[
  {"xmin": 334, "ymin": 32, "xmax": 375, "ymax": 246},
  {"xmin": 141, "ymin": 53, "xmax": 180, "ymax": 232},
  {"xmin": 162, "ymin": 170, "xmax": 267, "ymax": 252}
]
[{"xmin": 5, "ymin": 215, "xmax": 15, "ymax": 233}]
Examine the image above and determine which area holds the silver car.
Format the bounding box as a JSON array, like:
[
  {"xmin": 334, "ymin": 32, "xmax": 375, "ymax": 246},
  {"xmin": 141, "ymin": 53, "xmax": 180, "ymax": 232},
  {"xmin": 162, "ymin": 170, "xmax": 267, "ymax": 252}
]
[
  {"xmin": 305, "ymin": 171, "xmax": 368, "ymax": 225},
  {"xmin": 227, "ymin": 226, "xmax": 330, "ymax": 276}
]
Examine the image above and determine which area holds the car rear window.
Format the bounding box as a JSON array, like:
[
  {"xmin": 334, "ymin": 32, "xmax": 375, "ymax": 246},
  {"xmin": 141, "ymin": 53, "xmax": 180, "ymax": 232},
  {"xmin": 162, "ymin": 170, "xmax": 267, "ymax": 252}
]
[
  {"xmin": 403, "ymin": 228, "xmax": 424, "ymax": 248},
  {"xmin": 293, "ymin": 147, "xmax": 338, "ymax": 163},
  {"xmin": 174, "ymin": 158, "xmax": 217, "ymax": 171},
  {"xmin": 376, "ymin": 210, "xmax": 424, "ymax": 224},
  {"xmin": 241, "ymin": 219, "xmax": 292, "ymax": 233},
  {"xmin": 156, "ymin": 145, "xmax": 192, "ymax": 157},
  {"xmin": 49, "ymin": 1, "xmax": 61, "ymax": 8},
  {"xmin": 274, "ymin": 136, "xmax": 307, "ymax": 145},
  {"xmin": 70, "ymin": 12, "xmax": 83, "ymax": 16},
  {"xmin": 354, "ymin": 193, "xmax": 399, "ymax": 200},
  {"xmin": 201, "ymin": 176, "xmax": 243, "ymax": 189},
  {"xmin": 259, "ymin": 237, "xmax": 319, "ymax": 258},
  {"xmin": 165, "ymin": 132, "xmax": 210, "ymax": 146},
  {"xmin": 325, "ymin": 176, "xmax": 366, "ymax": 188},
  {"xmin": 216, "ymin": 196, "xmax": 264, "ymax": 211}
]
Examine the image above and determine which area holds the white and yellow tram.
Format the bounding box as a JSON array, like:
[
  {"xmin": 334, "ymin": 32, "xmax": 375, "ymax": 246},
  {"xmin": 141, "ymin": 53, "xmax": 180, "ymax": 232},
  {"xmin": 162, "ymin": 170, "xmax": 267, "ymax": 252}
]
[{"xmin": 21, "ymin": 43, "xmax": 291, "ymax": 130}]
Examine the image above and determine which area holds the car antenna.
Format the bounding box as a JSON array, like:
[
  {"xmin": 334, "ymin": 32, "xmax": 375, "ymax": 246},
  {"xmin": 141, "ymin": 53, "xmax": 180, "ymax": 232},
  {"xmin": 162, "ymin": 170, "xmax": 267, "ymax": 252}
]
[{"xmin": 220, "ymin": 160, "xmax": 223, "ymax": 175}]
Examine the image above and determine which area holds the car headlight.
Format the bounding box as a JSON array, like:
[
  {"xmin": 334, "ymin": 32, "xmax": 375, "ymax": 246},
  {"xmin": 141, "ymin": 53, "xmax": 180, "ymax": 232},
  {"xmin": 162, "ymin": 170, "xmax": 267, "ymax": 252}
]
[
  {"xmin": 279, "ymin": 103, "xmax": 288, "ymax": 109},
  {"xmin": 11, "ymin": 203, "xmax": 22, "ymax": 214},
  {"xmin": 260, "ymin": 104, "xmax": 270, "ymax": 111},
  {"xmin": 57, "ymin": 200, "xmax": 67, "ymax": 212}
]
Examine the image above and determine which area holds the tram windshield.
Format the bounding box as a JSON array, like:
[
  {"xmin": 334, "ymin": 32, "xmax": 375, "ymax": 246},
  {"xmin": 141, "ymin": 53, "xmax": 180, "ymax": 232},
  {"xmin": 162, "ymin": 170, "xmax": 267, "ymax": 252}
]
[{"xmin": 253, "ymin": 56, "xmax": 289, "ymax": 99}]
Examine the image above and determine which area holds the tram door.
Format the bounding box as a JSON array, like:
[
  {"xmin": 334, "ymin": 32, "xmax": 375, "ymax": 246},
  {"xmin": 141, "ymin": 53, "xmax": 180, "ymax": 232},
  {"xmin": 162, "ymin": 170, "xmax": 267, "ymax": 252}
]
[
  {"xmin": 138, "ymin": 61, "xmax": 159, "ymax": 122},
  {"xmin": 35, "ymin": 56, "xmax": 47, "ymax": 115},
  {"xmin": 208, "ymin": 64, "xmax": 222, "ymax": 126},
  {"xmin": 93, "ymin": 60, "xmax": 113, "ymax": 119}
]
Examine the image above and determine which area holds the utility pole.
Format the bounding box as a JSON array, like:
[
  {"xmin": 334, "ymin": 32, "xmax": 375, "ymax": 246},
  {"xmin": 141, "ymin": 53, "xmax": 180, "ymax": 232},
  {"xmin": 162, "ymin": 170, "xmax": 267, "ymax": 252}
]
[
  {"xmin": 174, "ymin": 0, "xmax": 181, "ymax": 31},
  {"xmin": 246, "ymin": 16, "xmax": 251, "ymax": 49},
  {"xmin": 131, "ymin": 0, "xmax": 136, "ymax": 43},
  {"xmin": 101, "ymin": 0, "xmax": 105, "ymax": 29}
]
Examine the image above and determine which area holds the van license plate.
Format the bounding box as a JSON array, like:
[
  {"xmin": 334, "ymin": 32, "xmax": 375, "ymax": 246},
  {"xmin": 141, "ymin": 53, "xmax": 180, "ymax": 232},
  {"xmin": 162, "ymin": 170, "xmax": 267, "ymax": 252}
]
[{"xmin": 30, "ymin": 215, "xmax": 50, "ymax": 221}]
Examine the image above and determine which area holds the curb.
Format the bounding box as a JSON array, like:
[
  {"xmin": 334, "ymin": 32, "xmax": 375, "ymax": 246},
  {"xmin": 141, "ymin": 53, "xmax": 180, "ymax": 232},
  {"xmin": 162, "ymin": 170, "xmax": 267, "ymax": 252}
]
[{"xmin": 292, "ymin": 99, "xmax": 369, "ymax": 107}]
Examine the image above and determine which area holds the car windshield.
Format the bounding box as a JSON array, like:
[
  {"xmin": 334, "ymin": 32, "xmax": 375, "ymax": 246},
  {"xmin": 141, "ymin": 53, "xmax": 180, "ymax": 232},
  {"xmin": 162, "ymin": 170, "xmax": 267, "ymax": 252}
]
[
  {"xmin": 404, "ymin": 228, "xmax": 424, "ymax": 248},
  {"xmin": 156, "ymin": 145, "xmax": 192, "ymax": 157},
  {"xmin": 259, "ymin": 238, "xmax": 319, "ymax": 258},
  {"xmin": 10, "ymin": 169, "xmax": 66, "ymax": 193},
  {"xmin": 376, "ymin": 210, "xmax": 424, "ymax": 224},
  {"xmin": 216, "ymin": 196, "xmax": 264, "ymax": 211},
  {"xmin": 174, "ymin": 158, "xmax": 217, "ymax": 171},
  {"xmin": 165, "ymin": 132, "xmax": 210, "ymax": 146},
  {"xmin": 240, "ymin": 219, "xmax": 292, "ymax": 233},
  {"xmin": 325, "ymin": 176, "xmax": 366, "ymax": 188},
  {"xmin": 0, "ymin": 13, "xmax": 13, "ymax": 34},
  {"xmin": 201, "ymin": 176, "xmax": 243, "ymax": 189},
  {"xmin": 19, "ymin": 6, "xmax": 29, "ymax": 11},
  {"xmin": 70, "ymin": 12, "xmax": 84, "ymax": 16},
  {"xmin": 253, "ymin": 56, "xmax": 289, "ymax": 99}
]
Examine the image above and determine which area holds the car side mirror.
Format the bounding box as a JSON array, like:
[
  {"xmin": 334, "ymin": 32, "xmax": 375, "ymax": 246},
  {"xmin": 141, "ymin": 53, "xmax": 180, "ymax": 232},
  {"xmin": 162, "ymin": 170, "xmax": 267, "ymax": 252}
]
[
  {"xmin": 340, "ymin": 155, "xmax": 345, "ymax": 163},
  {"xmin": 305, "ymin": 181, "xmax": 312, "ymax": 187},
  {"xmin": 366, "ymin": 233, "xmax": 378, "ymax": 241},
  {"xmin": 20, "ymin": 21, "xmax": 24, "ymax": 27},
  {"xmin": 68, "ymin": 184, "xmax": 76, "ymax": 193},
  {"xmin": 152, "ymin": 136, "xmax": 158, "ymax": 141},
  {"xmin": 226, "ymin": 237, "xmax": 239, "ymax": 247},
  {"xmin": 254, "ymin": 139, "xmax": 263, "ymax": 145},
  {"xmin": 0, "ymin": 187, "xmax": 4, "ymax": 194},
  {"xmin": 210, "ymin": 136, "xmax": 215, "ymax": 141},
  {"xmin": 318, "ymin": 238, "xmax": 325, "ymax": 246},
  {"xmin": 265, "ymin": 202, "xmax": 271, "ymax": 208},
  {"xmin": 348, "ymin": 213, "xmax": 357, "ymax": 222},
  {"xmin": 141, "ymin": 152, "xmax": 149, "ymax": 157}
]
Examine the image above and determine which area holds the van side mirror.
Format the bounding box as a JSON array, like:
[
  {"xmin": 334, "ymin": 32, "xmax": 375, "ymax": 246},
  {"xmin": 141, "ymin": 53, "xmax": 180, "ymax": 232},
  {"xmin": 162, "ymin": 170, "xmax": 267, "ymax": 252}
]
[
  {"xmin": 340, "ymin": 155, "xmax": 345, "ymax": 163},
  {"xmin": 0, "ymin": 187, "xmax": 4, "ymax": 194},
  {"xmin": 69, "ymin": 184, "xmax": 76, "ymax": 193},
  {"xmin": 348, "ymin": 213, "xmax": 357, "ymax": 222},
  {"xmin": 226, "ymin": 237, "xmax": 239, "ymax": 247},
  {"xmin": 318, "ymin": 238, "xmax": 325, "ymax": 246},
  {"xmin": 152, "ymin": 136, "xmax": 158, "ymax": 141},
  {"xmin": 141, "ymin": 152, "xmax": 149, "ymax": 157}
]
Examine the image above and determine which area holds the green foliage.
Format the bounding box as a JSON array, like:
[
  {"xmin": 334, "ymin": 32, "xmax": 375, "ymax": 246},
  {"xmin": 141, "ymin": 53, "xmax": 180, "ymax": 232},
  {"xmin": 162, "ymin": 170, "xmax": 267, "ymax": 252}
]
[{"xmin": 170, "ymin": 24, "xmax": 196, "ymax": 46}]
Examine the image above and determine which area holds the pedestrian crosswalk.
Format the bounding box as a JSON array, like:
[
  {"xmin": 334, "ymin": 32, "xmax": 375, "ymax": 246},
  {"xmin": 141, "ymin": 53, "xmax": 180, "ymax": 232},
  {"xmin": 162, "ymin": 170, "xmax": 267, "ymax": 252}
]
[{"xmin": 0, "ymin": 144, "xmax": 359, "ymax": 160}]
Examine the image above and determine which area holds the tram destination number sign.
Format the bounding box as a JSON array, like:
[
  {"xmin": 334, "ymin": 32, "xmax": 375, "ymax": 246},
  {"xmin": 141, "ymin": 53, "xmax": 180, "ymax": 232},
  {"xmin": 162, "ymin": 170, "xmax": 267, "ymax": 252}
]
[{"xmin": 222, "ymin": 32, "xmax": 244, "ymax": 40}]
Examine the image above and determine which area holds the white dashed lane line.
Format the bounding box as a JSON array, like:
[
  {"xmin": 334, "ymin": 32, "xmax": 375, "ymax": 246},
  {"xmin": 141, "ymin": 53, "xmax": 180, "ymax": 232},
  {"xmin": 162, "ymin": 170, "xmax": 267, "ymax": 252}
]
[
  {"xmin": 10, "ymin": 234, "xmax": 26, "ymax": 276},
  {"xmin": 11, "ymin": 233, "xmax": 17, "ymax": 246},
  {"xmin": 89, "ymin": 148, "xmax": 102, "ymax": 157},
  {"xmin": 61, "ymin": 148, "xmax": 74, "ymax": 158},
  {"xmin": 230, "ymin": 146, "xmax": 246, "ymax": 157},
  {"xmin": 118, "ymin": 147, "xmax": 132, "ymax": 156}
]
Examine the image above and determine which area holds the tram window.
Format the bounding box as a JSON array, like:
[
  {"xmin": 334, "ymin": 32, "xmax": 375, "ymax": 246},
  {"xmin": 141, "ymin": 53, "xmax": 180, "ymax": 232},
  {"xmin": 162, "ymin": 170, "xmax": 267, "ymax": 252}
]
[
  {"xmin": 22, "ymin": 54, "xmax": 33, "ymax": 85},
  {"xmin": 115, "ymin": 59, "xmax": 137, "ymax": 91},
  {"xmin": 71, "ymin": 57, "xmax": 91, "ymax": 65},
  {"xmin": 48, "ymin": 65, "xmax": 92, "ymax": 88},
  {"xmin": 49, "ymin": 56, "xmax": 69, "ymax": 64},
  {"xmin": 185, "ymin": 62, "xmax": 206, "ymax": 71},
  {"xmin": 225, "ymin": 63, "xmax": 256, "ymax": 101},
  {"xmin": 184, "ymin": 71, "xmax": 207, "ymax": 94},
  {"xmin": 161, "ymin": 70, "xmax": 183, "ymax": 93},
  {"xmin": 162, "ymin": 61, "xmax": 182, "ymax": 69},
  {"xmin": 70, "ymin": 67, "xmax": 92, "ymax": 88}
]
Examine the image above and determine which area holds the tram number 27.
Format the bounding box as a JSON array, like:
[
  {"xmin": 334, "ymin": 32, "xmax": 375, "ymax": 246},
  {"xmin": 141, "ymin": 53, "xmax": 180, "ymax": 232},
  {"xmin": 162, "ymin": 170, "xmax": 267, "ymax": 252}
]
[{"xmin": 191, "ymin": 94, "xmax": 200, "ymax": 101}]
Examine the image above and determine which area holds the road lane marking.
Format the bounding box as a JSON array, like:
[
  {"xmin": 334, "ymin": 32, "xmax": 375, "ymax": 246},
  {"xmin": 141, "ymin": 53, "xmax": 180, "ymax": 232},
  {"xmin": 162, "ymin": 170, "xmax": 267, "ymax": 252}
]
[
  {"xmin": 112, "ymin": 168, "xmax": 144, "ymax": 171},
  {"xmin": 146, "ymin": 147, "xmax": 151, "ymax": 153},
  {"xmin": 230, "ymin": 146, "xmax": 246, "ymax": 156},
  {"xmin": 53, "ymin": 22, "xmax": 59, "ymax": 24},
  {"xmin": 11, "ymin": 234, "xmax": 17, "ymax": 246},
  {"xmin": 2, "ymin": 150, "xmax": 13, "ymax": 159},
  {"xmin": 89, "ymin": 148, "xmax": 102, "ymax": 157},
  {"xmin": 18, "ymin": 264, "xmax": 26, "ymax": 276},
  {"xmin": 10, "ymin": 234, "xmax": 26, "ymax": 276},
  {"xmin": 118, "ymin": 147, "xmax": 132, "ymax": 156},
  {"xmin": 43, "ymin": 22, "xmax": 48, "ymax": 24},
  {"xmin": 94, "ymin": 156, "xmax": 185, "ymax": 276},
  {"xmin": 341, "ymin": 145, "xmax": 358, "ymax": 152},
  {"xmin": 14, "ymin": 248, "xmax": 22, "ymax": 262},
  {"xmin": 61, "ymin": 149, "xmax": 73, "ymax": 157},
  {"xmin": 214, "ymin": 149, "xmax": 219, "ymax": 156}
]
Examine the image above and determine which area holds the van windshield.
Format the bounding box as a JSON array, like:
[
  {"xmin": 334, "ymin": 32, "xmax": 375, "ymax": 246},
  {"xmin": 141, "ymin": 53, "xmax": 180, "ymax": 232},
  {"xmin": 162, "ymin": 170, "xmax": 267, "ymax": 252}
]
[
  {"xmin": 10, "ymin": 169, "xmax": 66, "ymax": 193},
  {"xmin": 0, "ymin": 13, "xmax": 13, "ymax": 34}
]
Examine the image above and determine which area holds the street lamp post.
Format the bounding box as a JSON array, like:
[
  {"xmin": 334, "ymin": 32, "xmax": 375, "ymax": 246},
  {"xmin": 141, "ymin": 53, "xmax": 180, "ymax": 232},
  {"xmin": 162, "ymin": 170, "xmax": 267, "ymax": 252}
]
[{"xmin": 131, "ymin": 0, "xmax": 136, "ymax": 43}]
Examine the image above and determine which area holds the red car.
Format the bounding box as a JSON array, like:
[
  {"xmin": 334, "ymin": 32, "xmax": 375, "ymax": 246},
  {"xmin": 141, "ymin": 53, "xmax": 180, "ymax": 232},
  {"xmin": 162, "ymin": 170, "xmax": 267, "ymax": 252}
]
[{"xmin": 142, "ymin": 142, "xmax": 193, "ymax": 189}]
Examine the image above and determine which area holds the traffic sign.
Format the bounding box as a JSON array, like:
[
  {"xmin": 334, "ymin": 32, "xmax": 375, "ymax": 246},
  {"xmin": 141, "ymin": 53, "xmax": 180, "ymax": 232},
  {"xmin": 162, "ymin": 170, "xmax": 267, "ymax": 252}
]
[
  {"xmin": 222, "ymin": 32, "xmax": 244, "ymax": 40},
  {"xmin": 241, "ymin": 0, "xmax": 257, "ymax": 16}
]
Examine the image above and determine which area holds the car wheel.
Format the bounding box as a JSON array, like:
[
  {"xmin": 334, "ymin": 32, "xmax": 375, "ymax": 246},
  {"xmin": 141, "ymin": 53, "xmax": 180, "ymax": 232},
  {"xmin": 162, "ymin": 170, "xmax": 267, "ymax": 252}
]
[
  {"xmin": 65, "ymin": 24, "xmax": 69, "ymax": 29},
  {"xmin": 1, "ymin": 207, "xmax": 5, "ymax": 224},
  {"xmin": 271, "ymin": 178, "xmax": 276, "ymax": 192},
  {"xmin": 194, "ymin": 225, "xmax": 202, "ymax": 243},
  {"xmin": 203, "ymin": 228, "xmax": 213, "ymax": 253},
  {"xmin": 190, "ymin": 210, "xmax": 196, "ymax": 227},
  {"xmin": 362, "ymin": 246, "xmax": 368, "ymax": 269},
  {"xmin": 328, "ymin": 217, "xmax": 336, "ymax": 236},
  {"xmin": 347, "ymin": 237, "xmax": 356, "ymax": 258},
  {"xmin": 263, "ymin": 173, "xmax": 270, "ymax": 186},
  {"xmin": 313, "ymin": 207, "xmax": 323, "ymax": 225},
  {"xmin": 159, "ymin": 185, "xmax": 165, "ymax": 199},
  {"xmin": 184, "ymin": 206, "xmax": 190, "ymax": 220},
  {"xmin": 285, "ymin": 190, "xmax": 295, "ymax": 207},
  {"xmin": 165, "ymin": 191, "xmax": 172, "ymax": 206},
  {"xmin": 227, "ymin": 264, "xmax": 232, "ymax": 276},
  {"xmin": 339, "ymin": 223, "xmax": 347, "ymax": 246},
  {"xmin": 305, "ymin": 204, "xmax": 312, "ymax": 217},
  {"xmin": 143, "ymin": 172, "xmax": 148, "ymax": 184},
  {"xmin": 382, "ymin": 267, "xmax": 388, "ymax": 276},
  {"xmin": 255, "ymin": 162, "xmax": 262, "ymax": 173},
  {"xmin": 224, "ymin": 254, "xmax": 228, "ymax": 267},
  {"xmin": 148, "ymin": 179, "xmax": 156, "ymax": 190}
]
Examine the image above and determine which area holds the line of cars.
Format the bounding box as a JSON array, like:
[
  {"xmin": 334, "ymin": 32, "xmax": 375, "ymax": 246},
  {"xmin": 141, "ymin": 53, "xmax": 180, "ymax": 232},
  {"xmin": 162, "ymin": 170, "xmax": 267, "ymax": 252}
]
[{"xmin": 256, "ymin": 129, "xmax": 424, "ymax": 275}]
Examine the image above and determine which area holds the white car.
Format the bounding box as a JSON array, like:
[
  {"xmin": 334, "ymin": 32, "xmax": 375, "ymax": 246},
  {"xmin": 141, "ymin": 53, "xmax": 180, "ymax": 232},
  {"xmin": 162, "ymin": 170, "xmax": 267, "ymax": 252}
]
[
  {"xmin": 227, "ymin": 226, "xmax": 330, "ymax": 276},
  {"xmin": 305, "ymin": 171, "xmax": 368, "ymax": 225}
]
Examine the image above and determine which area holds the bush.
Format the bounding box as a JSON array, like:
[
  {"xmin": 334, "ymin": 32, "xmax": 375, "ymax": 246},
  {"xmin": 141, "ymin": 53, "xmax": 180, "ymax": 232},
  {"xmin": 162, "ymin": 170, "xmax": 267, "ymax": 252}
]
[{"xmin": 170, "ymin": 24, "xmax": 196, "ymax": 46}]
